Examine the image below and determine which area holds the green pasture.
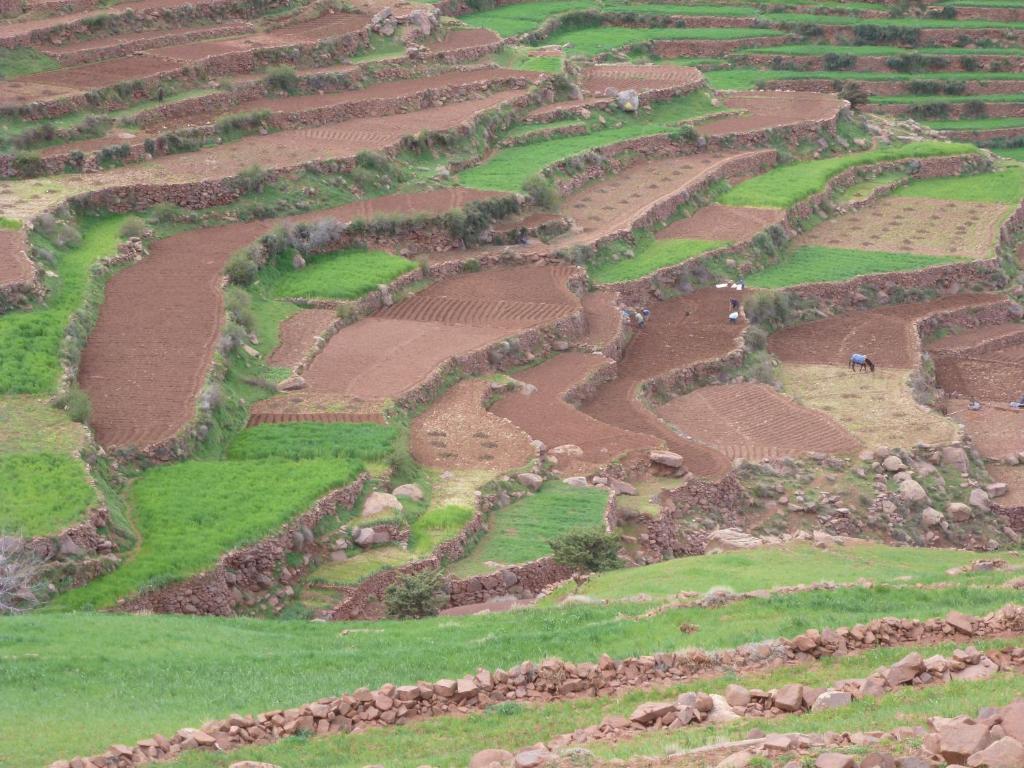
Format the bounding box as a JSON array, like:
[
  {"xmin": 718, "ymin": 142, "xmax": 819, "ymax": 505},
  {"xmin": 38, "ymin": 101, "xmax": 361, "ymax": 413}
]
[
  {"xmin": 895, "ymin": 165, "xmax": 1024, "ymax": 203},
  {"xmin": 926, "ymin": 116, "xmax": 1024, "ymax": 131},
  {"xmin": 587, "ymin": 238, "xmax": 726, "ymax": 284},
  {"xmin": 263, "ymin": 247, "xmax": 416, "ymax": 301},
  {"xmin": 538, "ymin": 24, "xmax": 785, "ymax": 56},
  {"xmin": 0, "ymin": 453, "xmax": 97, "ymax": 537},
  {"xmin": 746, "ymin": 245, "xmax": 959, "ymax": 288}
]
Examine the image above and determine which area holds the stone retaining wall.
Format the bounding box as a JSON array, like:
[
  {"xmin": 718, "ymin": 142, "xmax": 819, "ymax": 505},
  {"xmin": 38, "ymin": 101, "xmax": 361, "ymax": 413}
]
[
  {"xmin": 56, "ymin": 602, "xmax": 1024, "ymax": 768},
  {"xmin": 652, "ymin": 36, "xmax": 788, "ymax": 57},
  {"xmin": 739, "ymin": 53, "xmax": 1024, "ymax": 74},
  {"xmin": 118, "ymin": 474, "xmax": 368, "ymax": 616},
  {"xmin": 47, "ymin": 21, "xmax": 257, "ymax": 66},
  {"xmin": 762, "ymin": 77, "xmax": 1024, "ymax": 98},
  {"xmin": 445, "ymin": 556, "xmax": 573, "ymax": 607}
]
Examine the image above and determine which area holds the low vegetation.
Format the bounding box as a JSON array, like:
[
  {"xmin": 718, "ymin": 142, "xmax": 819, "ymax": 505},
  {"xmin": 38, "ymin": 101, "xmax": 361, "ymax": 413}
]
[
  {"xmin": 0, "ymin": 453, "xmax": 97, "ymax": 537},
  {"xmin": 588, "ymin": 238, "xmax": 726, "ymax": 284},
  {"xmin": 225, "ymin": 422, "xmax": 398, "ymax": 462},
  {"xmin": 746, "ymin": 245, "xmax": 959, "ymax": 288},
  {"xmin": 264, "ymin": 247, "xmax": 416, "ymax": 301}
]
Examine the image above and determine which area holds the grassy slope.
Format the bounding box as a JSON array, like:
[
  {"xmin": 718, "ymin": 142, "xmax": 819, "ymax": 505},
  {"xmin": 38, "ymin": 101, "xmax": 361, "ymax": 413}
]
[
  {"xmin": 459, "ymin": 92, "xmax": 721, "ymax": 191},
  {"xmin": 746, "ymin": 245, "xmax": 958, "ymax": 288},
  {"xmin": 927, "ymin": 117, "xmax": 1024, "ymax": 130},
  {"xmin": 749, "ymin": 43, "xmax": 1024, "ymax": 56},
  {"xmin": 540, "ymin": 25, "xmax": 785, "ymax": 56},
  {"xmin": 0, "ymin": 453, "xmax": 97, "ymax": 537},
  {"xmin": 6, "ymin": 576, "xmax": 1016, "ymax": 767},
  {"xmin": 894, "ymin": 165, "xmax": 1024, "ymax": 203},
  {"xmin": 719, "ymin": 142, "xmax": 978, "ymax": 208},
  {"xmin": 588, "ymin": 238, "xmax": 727, "ymax": 284},
  {"xmin": 225, "ymin": 422, "xmax": 398, "ymax": 461},
  {"xmin": 0, "ymin": 47, "xmax": 59, "ymax": 78},
  {"xmin": 266, "ymin": 248, "xmax": 416, "ymax": 301},
  {"xmin": 50, "ymin": 458, "xmax": 363, "ymax": 610},
  {"xmin": 450, "ymin": 483, "xmax": 609, "ymax": 577},
  {"xmin": 0, "ymin": 216, "xmax": 122, "ymax": 394}
]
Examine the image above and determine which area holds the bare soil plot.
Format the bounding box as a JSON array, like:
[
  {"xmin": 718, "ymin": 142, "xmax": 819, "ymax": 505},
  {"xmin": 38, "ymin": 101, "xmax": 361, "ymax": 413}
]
[
  {"xmin": 797, "ymin": 197, "xmax": 1010, "ymax": 260},
  {"xmin": 35, "ymin": 23, "xmax": 253, "ymax": 57},
  {"xmin": 490, "ymin": 351, "xmax": 656, "ymax": 472},
  {"xmin": 424, "ymin": 27, "xmax": 500, "ymax": 53},
  {"xmin": 578, "ymin": 289, "xmax": 620, "ymax": 348},
  {"xmin": 80, "ymin": 190, "xmax": 499, "ymax": 449},
  {"xmin": 580, "ymin": 288, "xmax": 747, "ymax": 478},
  {"xmin": 926, "ymin": 322, "xmax": 1024, "ymax": 353},
  {"xmin": 410, "ymin": 379, "xmax": 534, "ymax": 471},
  {"xmin": 696, "ymin": 91, "xmax": 842, "ymax": 137},
  {"xmin": 579, "ymin": 64, "xmax": 703, "ymax": 96},
  {"xmin": 0, "ymin": 79, "xmax": 83, "ymax": 108},
  {"xmin": 935, "ymin": 355, "xmax": 1024, "ymax": 402},
  {"xmin": 656, "ymin": 203, "xmax": 784, "ymax": 243},
  {"xmin": 767, "ymin": 293, "xmax": 1004, "ymax": 369},
  {"xmin": 300, "ymin": 265, "xmax": 578, "ymax": 402},
  {"xmin": 22, "ymin": 54, "xmax": 182, "ymax": 89},
  {"xmin": 554, "ymin": 151, "xmax": 770, "ymax": 249},
  {"xmin": 988, "ymin": 464, "xmax": 1024, "ymax": 506},
  {"xmin": 657, "ymin": 381, "xmax": 861, "ymax": 462},
  {"xmin": 0, "ymin": 229, "xmax": 33, "ymax": 288},
  {"xmin": 781, "ymin": 364, "xmax": 959, "ymax": 449},
  {"xmin": 268, "ymin": 308, "xmax": 337, "ymax": 368},
  {"xmin": 946, "ymin": 397, "xmax": 1024, "ymax": 459}
]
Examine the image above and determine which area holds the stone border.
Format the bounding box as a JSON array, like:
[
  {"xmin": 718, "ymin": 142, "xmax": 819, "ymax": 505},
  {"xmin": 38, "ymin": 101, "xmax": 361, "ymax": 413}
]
[
  {"xmin": 52, "ymin": 603, "xmax": 1024, "ymax": 768},
  {"xmin": 116, "ymin": 473, "xmax": 368, "ymax": 615}
]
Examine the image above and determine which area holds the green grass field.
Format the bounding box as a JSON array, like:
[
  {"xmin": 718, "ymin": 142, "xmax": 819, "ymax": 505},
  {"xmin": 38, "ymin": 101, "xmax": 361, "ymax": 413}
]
[
  {"xmin": 746, "ymin": 245, "xmax": 958, "ymax": 288},
  {"xmin": 50, "ymin": 458, "xmax": 362, "ymax": 610},
  {"xmin": 0, "ymin": 216, "xmax": 123, "ymax": 394},
  {"xmin": 263, "ymin": 247, "xmax": 415, "ymax": 301},
  {"xmin": 225, "ymin": 422, "xmax": 398, "ymax": 462},
  {"xmin": 588, "ymin": 238, "xmax": 726, "ymax": 284},
  {"xmin": 995, "ymin": 147, "xmax": 1024, "ymax": 162},
  {"xmin": 719, "ymin": 142, "xmax": 978, "ymax": 208},
  {"xmin": 0, "ymin": 46, "xmax": 59, "ymax": 78},
  {"xmin": 539, "ymin": 25, "xmax": 785, "ymax": 56},
  {"xmin": 449, "ymin": 483, "xmax": 608, "ymax": 577},
  {"xmin": 459, "ymin": 92, "xmax": 721, "ymax": 191},
  {"xmin": 704, "ymin": 67, "xmax": 1024, "ymax": 91},
  {"xmin": 6, "ymin": 574, "xmax": 1017, "ymax": 768},
  {"xmin": 409, "ymin": 504, "xmax": 475, "ymax": 555},
  {"xmin": 0, "ymin": 452, "xmax": 97, "ymax": 537},
  {"xmin": 748, "ymin": 43, "xmax": 1024, "ymax": 57},
  {"xmin": 895, "ymin": 166, "xmax": 1024, "ymax": 204},
  {"xmin": 461, "ymin": 0, "xmax": 596, "ymax": 35},
  {"xmin": 926, "ymin": 116, "xmax": 1024, "ymax": 131}
]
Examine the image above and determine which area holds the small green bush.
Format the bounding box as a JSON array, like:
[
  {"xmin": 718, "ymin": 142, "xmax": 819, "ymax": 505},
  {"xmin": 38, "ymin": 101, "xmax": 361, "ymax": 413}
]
[
  {"xmin": 523, "ymin": 174, "xmax": 559, "ymax": 211},
  {"xmin": 225, "ymin": 250, "xmax": 259, "ymax": 286},
  {"xmin": 264, "ymin": 65, "xmax": 299, "ymax": 95},
  {"xmin": 548, "ymin": 528, "xmax": 621, "ymax": 572},
  {"xmin": 384, "ymin": 569, "xmax": 447, "ymax": 618},
  {"xmin": 58, "ymin": 386, "xmax": 92, "ymax": 424},
  {"xmin": 119, "ymin": 217, "xmax": 147, "ymax": 239}
]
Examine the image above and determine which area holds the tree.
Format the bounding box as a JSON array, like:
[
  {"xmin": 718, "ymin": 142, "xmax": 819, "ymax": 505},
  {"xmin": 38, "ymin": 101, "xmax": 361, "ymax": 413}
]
[
  {"xmin": 547, "ymin": 528, "xmax": 622, "ymax": 573},
  {"xmin": 0, "ymin": 536, "xmax": 43, "ymax": 615},
  {"xmin": 384, "ymin": 569, "xmax": 447, "ymax": 619}
]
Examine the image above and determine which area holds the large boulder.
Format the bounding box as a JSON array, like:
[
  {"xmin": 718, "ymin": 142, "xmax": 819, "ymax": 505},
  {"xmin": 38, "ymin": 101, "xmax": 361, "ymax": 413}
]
[
  {"xmin": 650, "ymin": 450, "xmax": 684, "ymax": 468},
  {"xmin": 277, "ymin": 375, "xmax": 306, "ymax": 392},
  {"xmin": 882, "ymin": 455, "xmax": 907, "ymax": 472},
  {"xmin": 885, "ymin": 651, "xmax": 923, "ymax": 687},
  {"xmin": 705, "ymin": 528, "xmax": 763, "ymax": 553},
  {"xmin": 363, "ymin": 491, "xmax": 402, "ymax": 517},
  {"xmin": 947, "ymin": 502, "xmax": 972, "ymax": 522},
  {"xmin": 616, "ymin": 89, "xmax": 639, "ymax": 112},
  {"xmin": 630, "ymin": 701, "xmax": 676, "ymax": 725},
  {"xmin": 773, "ymin": 683, "xmax": 804, "ymax": 712},
  {"xmin": 935, "ymin": 718, "xmax": 992, "ymax": 763},
  {"xmin": 921, "ymin": 507, "xmax": 944, "ymax": 527},
  {"xmin": 812, "ymin": 691, "xmax": 852, "ymax": 711},
  {"xmin": 969, "ymin": 488, "xmax": 991, "ymax": 510},
  {"xmin": 516, "ymin": 472, "xmax": 544, "ymax": 491},
  {"xmin": 393, "ymin": 483, "xmax": 424, "ymax": 501},
  {"xmin": 470, "ymin": 749, "xmax": 514, "ymax": 768},
  {"xmin": 941, "ymin": 445, "xmax": 969, "ymax": 473},
  {"xmin": 967, "ymin": 737, "xmax": 1024, "ymax": 768},
  {"xmin": 899, "ymin": 478, "xmax": 928, "ymax": 504}
]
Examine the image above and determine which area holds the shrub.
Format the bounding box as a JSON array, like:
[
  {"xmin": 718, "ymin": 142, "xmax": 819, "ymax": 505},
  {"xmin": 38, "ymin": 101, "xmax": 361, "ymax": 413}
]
[
  {"xmin": 838, "ymin": 82, "xmax": 869, "ymax": 110},
  {"xmin": 234, "ymin": 164, "xmax": 268, "ymax": 195},
  {"xmin": 384, "ymin": 569, "xmax": 447, "ymax": 619},
  {"xmin": 823, "ymin": 52, "xmax": 855, "ymax": 71},
  {"xmin": 223, "ymin": 286, "xmax": 255, "ymax": 332},
  {"xmin": 119, "ymin": 217, "xmax": 147, "ymax": 239},
  {"xmin": 548, "ymin": 528, "xmax": 621, "ymax": 572},
  {"xmin": 225, "ymin": 250, "xmax": 259, "ymax": 286},
  {"xmin": 523, "ymin": 174, "xmax": 559, "ymax": 211},
  {"xmin": 58, "ymin": 386, "xmax": 92, "ymax": 424},
  {"xmin": 215, "ymin": 109, "xmax": 271, "ymax": 137},
  {"xmin": 264, "ymin": 65, "xmax": 299, "ymax": 95},
  {"xmin": 742, "ymin": 291, "xmax": 793, "ymax": 331}
]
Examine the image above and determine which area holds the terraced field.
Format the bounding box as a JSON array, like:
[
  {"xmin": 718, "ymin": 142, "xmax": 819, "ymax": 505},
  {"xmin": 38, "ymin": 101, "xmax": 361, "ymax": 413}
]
[{"xmin": 4, "ymin": 2, "xmax": 1024, "ymax": 768}]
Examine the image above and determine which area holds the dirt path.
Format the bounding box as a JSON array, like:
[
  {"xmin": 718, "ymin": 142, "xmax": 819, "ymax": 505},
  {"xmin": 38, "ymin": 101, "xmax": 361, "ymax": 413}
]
[
  {"xmin": 768, "ymin": 293, "xmax": 1005, "ymax": 369},
  {"xmin": 410, "ymin": 379, "xmax": 534, "ymax": 471},
  {"xmin": 0, "ymin": 229, "xmax": 34, "ymax": 289},
  {"xmin": 579, "ymin": 289, "xmax": 745, "ymax": 478},
  {"xmin": 657, "ymin": 382, "xmax": 861, "ymax": 462},
  {"xmin": 578, "ymin": 290, "xmax": 621, "ymax": 348},
  {"xmin": 268, "ymin": 309, "xmax": 337, "ymax": 368}
]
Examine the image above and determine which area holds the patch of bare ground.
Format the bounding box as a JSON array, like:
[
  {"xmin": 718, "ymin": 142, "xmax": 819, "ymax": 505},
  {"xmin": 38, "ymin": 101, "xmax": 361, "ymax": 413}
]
[
  {"xmin": 423, "ymin": 27, "xmax": 500, "ymax": 53},
  {"xmin": 781, "ymin": 364, "xmax": 959, "ymax": 449},
  {"xmin": 0, "ymin": 229, "xmax": 34, "ymax": 288},
  {"xmin": 298, "ymin": 265, "xmax": 578, "ymax": 403},
  {"xmin": 579, "ymin": 290, "xmax": 621, "ymax": 348},
  {"xmin": 410, "ymin": 379, "xmax": 534, "ymax": 471},
  {"xmin": 657, "ymin": 381, "xmax": 861, "ymax": 462},
  {"xmin": 767, "ymin": 293, "xmax": 1004, "ymax": 368},
  {"xmin": 268, "ymin": 308, "xmax": 337, "ymax": 368},
  {"xmin": 656, "ymin": 203, "xmax": 785, "ymax": 243},
  {"xmin": 797, "ymin": 197, "xmax": 1010, "ymax": 259},
  {"xmin": 696, "ymin": 90, "xmax": 843, "ymax": 136},
  {"xmin": 945, "ymin": 397, "xmax": 1024, "ymax": 459},
  {"xmin": 929, "ymin": 323, "xmax": 1024, "ymax": 403},
  {"xmin": 579, "ymin": 64, "xmax": 704, "ymax": 96},
  {"xmin": 491, "ymin": 351, "xmax": 656, "ymax": 473}
]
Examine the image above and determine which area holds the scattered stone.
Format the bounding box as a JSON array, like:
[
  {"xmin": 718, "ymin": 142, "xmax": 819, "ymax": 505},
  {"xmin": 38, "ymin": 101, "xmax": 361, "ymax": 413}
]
[
  {"xmin": 516, "ymin": 473, "xmax": 544, "ymax": 491},
  {"xmin": 969, "ymin": 488, "xmax": 991, "ymax": 510},
  {"xmin": 362, "ymin": 492, "xmax": 402, "ymax": 517},
  {"xmin": 277, "ymin": 375, "xmax": 306, "ymax": 392},
  {"xmin": 649, "ymin": 450, "xmax": 684, "ymax": 468},
  {"xmin": 469, "ymin": 749, "xmax": 514, "ymax": 768},
  {"xmin": 815, "ymin": 754, "xmax": 855, "ymax": 768},
  {"xmin": 899, "ymin": 478, "xmax": 928, "ymax": 504},
  {"xmin": 393, "ymin": 484, "xmax": 424, "ymax": 501},
  {"xmin": 947, "ymin": 502, "xmax": 972, "ymax": 522}
]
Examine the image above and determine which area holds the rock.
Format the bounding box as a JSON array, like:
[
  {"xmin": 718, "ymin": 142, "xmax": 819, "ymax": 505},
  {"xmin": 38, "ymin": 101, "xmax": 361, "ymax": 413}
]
[
  {"xmin": 230, "ymin": 762, "xmax": 282, "ymax": 768},
  {"xmin": 947, "ymin": 502, "xmax": 972, "ymax": 522},
  {"xmin": 969, "ymin": 488, "xmax": 991, "ymax": 510},
  {"xmin": 967, "ymin": 737, "xmax": 1024, "ymax": 768},
  {"xmin": 616, "ymin": 89, "xmax": 639, "ymax": 112},
  {"xmin": 954, "ymin": 657, "xmax": 998, "ymax": 681},
  {"xmin": 715, "ymin": 752, "xmax": 754, "ymax": 768},
  {"xmin": 815, "ymin": 755, "xmax": 855, "ymax": 768},
  {"xmin": 551, "ymin": 444, "xmax": 582, "ymax": 457},
  {"xmin": 705, "ymin": 528, "xmax": 763, "ymax": 553},
  {"xmin": 935, "ymin": 718, "xmax": 992, "ymax": 763},
  {"xmin": 362, "ymin": 492, "xmax": 402, "ymax": 517},
  {"xmin": 882, "ymin": 455, "xmax": 907, "ymax": 472},
  {"xmin": 241, "ymin": 344, "xmax": 260, "ymax": 358},
  {"xmin": 946, "ymin": 610, "xmax": 975, "ymax": 634},
  {"xmin": 886, "ymin": 651, "xmax": 924, "ymax": 687},
  {"xmin": 941, "ymin": 446, "xmax": 969, "ymax": 472},
  {"xmin": 354, "ymin": 528, "xmax": 376, "ymax": 548},
  {"xmin": 705, "ymin": 694, "xmax": 741, "ymax": 724},
  {"xmin": 650, "ymin": 450, "xmax": 684, "ymax": 468},
  {"xmin": 999, "ymin": 701, "xmax": 1024, "ymax": 742},
  {"xmin": 469, "ymin": 749, "xmax": 514, "ymax": 768},
  {"xmin": 291, "ymin": 252, "xmax": 306, "ymax": 270},
  {"xmin": 922, "ymin": 507, "xmax": 944, "ymax": 527},
  {"xmin": 514, "ymin": 748, "xmax": 553, "ymax": 768},
  {"xmin": 860, "ymin": 755, "xmax": 896, "ymax": 768},
  {"xmin": 630, "ymin": 701, "xmax": 676, "ymax": 725},
  {"xmin": 987, "ymin": 482, "xmax": 1008, "ymax": 498},
  {"xmin": 812, "ymin": 690, "xmax": 853, "ymax": 711},
  {"xmin": 773, "ymin": 683, "xmax": 804, "ymax": 712},
  {"xmin": 899, "ymin": 478, "xmax": 928, "ymax": 504},
  {"xmin": 763, "ymin": 734, "xmax": 794, "ymax": 752},
  {"xmin": 517, "ymin": 473, "xmax": 544, "ymax": 491},
  {"xmin": 563, "ymin": 476, "xmax": 590, "ymax": 488},
  {"xmin": 609, "ymin": 478, "xmax": 637, "ymax": 495},
  {"xmin": 393, "ymin": 484, "xmax": 424, "ymax": 501},
  {"xmin": 724, "ymin": 683, "xmax": 751, "ymax": 708},
  {"xmin": 57, "ymin": 535, "xmax": 85, "ymax": 557},
  {"xmin": 277, "ymin": 375, "xmax": 306, "ymax": 392}
]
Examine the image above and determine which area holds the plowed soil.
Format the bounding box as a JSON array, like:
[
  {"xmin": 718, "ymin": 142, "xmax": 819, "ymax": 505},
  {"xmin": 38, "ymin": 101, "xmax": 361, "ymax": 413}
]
[
  {"xmin": 656, "ymin": 204, "xmax": 785, "ymax": 243},
  {"xmin": 80, "ymin": 189, "xmax": 503, "ymax": 449},
  {"xmin": 269, "ymin": 309, "xmax": 337, "ymax": 368},
  {"xmin": 300, "ymin": 265, "xmax": 578, "ymax": 403},
  {"xmin": 768, "ymin": 293, "xmax": 1004, "ymax": 369},
  {"xmin": 929, "ymin": 323, "xmax": 1024, "ymax": 403},
  {"xmin": 425, "ymin": 27, "xmax": 500, "ymax": 53},
  {"xmin": 23, "ymin": 54, "xmax": 182, "ymax": 89},
  {"xmin": 0, "ymin": 229, "xmax": 34, "ymax": 287},
  {"xmin": 657, "ymin": 382, "xmax": 861, "ymax": 462},
  {"xmin": 797, "ymin": 197, "xmax": 1010, "ymax": 259},
  {"xmin": 697, "ymin": 91, "xmax": 842, "ymax": 137},
  {"xmin": 410, "ymin": 380, "xmax": 534, "ymax": 471},
  {"xmin": 580, "ymin": 64, "xmax": 703, "ymax": 95},
  {"xmin": 578, "ymin": 290, "xmax": 621, "ymax": 348},
  {"xmin": 490, "ymin": 352, "xmax": 656, "ymax": 472},
  {"xmin": 988, "ymin": 464, "xmax": 1024, "ymax": 506},
  {"xmin": 926, "ymin": 323, "xmax": 1024, "ymax": 353},
  {"xmin": 946, "ymin": 397, "xmax": 1024, "ymax": 459},
  {"xmin": 580, "ymin": 288, "xmax": 748, "ymax": 478}
]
